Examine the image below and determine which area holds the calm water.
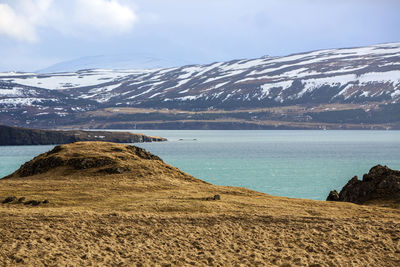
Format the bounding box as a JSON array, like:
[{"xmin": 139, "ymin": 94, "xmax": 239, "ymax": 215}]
[{"xmin": 1, "ymin": 130, "xmax": 399, "ymax": 200}]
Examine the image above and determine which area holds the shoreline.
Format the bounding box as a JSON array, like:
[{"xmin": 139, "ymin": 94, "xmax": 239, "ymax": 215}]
[{"xmin": 0, "ymin": 142, "xmax": 399, "ymax": 266}]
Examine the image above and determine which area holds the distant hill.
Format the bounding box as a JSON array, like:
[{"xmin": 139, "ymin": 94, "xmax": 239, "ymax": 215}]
[
  {"xmin": 0, "ymin": 42, "xmax": 399, "ymax": 129},
  {"xmin": 0, "ymin": 125, "xmax": 166, "ymax": 145},
  {"xmin": 36, "ymin": 54, "xmax": 191, "ymax": 73}
]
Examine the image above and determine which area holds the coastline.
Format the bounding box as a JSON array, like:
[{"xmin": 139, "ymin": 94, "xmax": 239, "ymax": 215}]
[{"xmin": 0, "ymin": 142, "xmax": 399, "ymax": 266}]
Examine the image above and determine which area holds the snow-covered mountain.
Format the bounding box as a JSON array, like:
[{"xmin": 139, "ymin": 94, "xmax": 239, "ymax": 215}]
[
  {"xmin": 36, "ymin": 54, "xmax": 191, "ymax": 73},
  {"xmin": 1, "ymin": 43, "xmax": 400, "ymax": 128}
]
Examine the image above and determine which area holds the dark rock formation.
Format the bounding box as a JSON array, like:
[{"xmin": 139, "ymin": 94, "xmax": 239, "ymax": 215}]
[
  {"xmin": 327, "ymin": 165, "xmax": 400, "ymax": 204},
  {"xmin": 213, "ymin": 195, "xmax": 221, "ymax": 200},
  {"xmin": 15, "ymin": 155, "xmax": 65, "ymax": 177},
  {"xmin": 24, "ymin": 200, "xmax": 42, "ymax": 206},
  {"xmin": 67, "ymin": 157, "xmax": 115, "ymax": 170},
  {"xmin": 0, "ymin": 125, "xmax": 166, "ymax": 146},
  {"xmin": 204, "ymin": 195, "xmax": 221, "ymax": 201},
  {"xmin": 2, "ymin": 196, "xmax": 16, "ymax": 204},
  {"xmin": 125, "ymin": 145, "xmax": 162, "ymax": 161},
  {"xmin": 326, "ymin": 190, "xmax": 339, "ymax": 201},
  {"xmin": 1, "ymin": 196, "xmax": 48, "ymax": 206}
]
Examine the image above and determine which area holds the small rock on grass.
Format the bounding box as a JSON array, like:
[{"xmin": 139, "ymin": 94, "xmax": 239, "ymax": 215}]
[
  {"xmin": 24, "ymin": 200, "xmax": 41, "ymax": 206},
  {"xmin": 213, "ymin": 195, "xmax": 221, "ymax": 200},
  {"xmin": 2, "ymin": 196, "xmax": 16, "ymax": 204}
]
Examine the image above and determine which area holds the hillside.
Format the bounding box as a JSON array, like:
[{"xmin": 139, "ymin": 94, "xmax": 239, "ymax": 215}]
[
  {"xmin": 36, "ymin": 54, "xmax": 191, "ymax": 73},
  {"xmin": 0, "ymin": 125, "xmax": 166, "ymax": 145},
  {"xmin": 0, "ymin": 42, "xmax": 400, "ymax": 129},
  {"xmin": 0, "ymin": 142, "xmax": 399, "ymax": 266}
]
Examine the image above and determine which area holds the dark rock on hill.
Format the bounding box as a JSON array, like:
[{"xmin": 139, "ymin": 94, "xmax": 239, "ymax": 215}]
[
  {"xmin": 0, "ymin": 125, "xmax": 166, "ymax": 145},
  {"xmin": 327, "ymin": 165, "xmax": 400, "ymax": 204},
  {"xmin": 326, "ymin": 190, "xmax": 339, "ymax": 201},
  {"xmin": 2, "ymin": 196, "xmax": 16, "ymax": 204}
]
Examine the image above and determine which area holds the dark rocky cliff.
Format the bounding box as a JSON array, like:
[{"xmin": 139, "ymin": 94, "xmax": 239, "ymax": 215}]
[
  {"xmin": 0, "ymin": 125, "xmax": 166, "ymax": 145},
  {"xmin": 327, "ymin": 165, "xmax": 400, "ymax": 204}
]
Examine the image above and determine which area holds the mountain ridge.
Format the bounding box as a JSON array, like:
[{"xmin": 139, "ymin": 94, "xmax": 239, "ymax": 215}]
[
  {"xmin": 36, "ymin": 53, "xmax": 192, "ymax": 73},
  {"xmin": 1, "ymin": 42, "xmax": 399, "ymax": 129}
]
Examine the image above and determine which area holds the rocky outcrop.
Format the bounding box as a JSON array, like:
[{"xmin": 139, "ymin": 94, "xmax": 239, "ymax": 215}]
[
  {"xmin": 2, "ymin": 141, "xmax": 206, "ymax": 186},
  {"xmin": 327, "ymin": 165, "xmax": 400, "ymax": 204},
  {"xmin": 0, "ymin": 125, "xmax": 166, "ymax": 146},
  {"xmin": 326, "ymin": 190, "xmax": 339, "ymax": 201},
  {"xmin": 4, "ymin": 142, "xmax": 165, "ymax": 178}
]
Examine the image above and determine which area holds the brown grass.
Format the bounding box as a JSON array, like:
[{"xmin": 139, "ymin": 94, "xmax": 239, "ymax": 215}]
[{"xmin": 0, "ymin": 142, "xmax": 399, "ymax": 266}]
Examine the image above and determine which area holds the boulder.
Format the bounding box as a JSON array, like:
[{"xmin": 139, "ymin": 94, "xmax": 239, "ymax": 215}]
[
  {"xmin": 2, "ymin": 196, "xmax": 16, "ymax": 204},
  {"xmin": 326, "ymin": 190, "xmax": 339, "ymax": 201},
  {"xmin": 213, "ymin": 195, "xmax": 221, "ymax": 200},
  {"xmin": 24, "ymin": 200, "xmax": 41, "ymax": 206}
]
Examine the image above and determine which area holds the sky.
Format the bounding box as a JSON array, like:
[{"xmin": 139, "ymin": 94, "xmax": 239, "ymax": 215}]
[{"xmin": 0, "ymin": 0, "xmax": 399, "ymax": 72}]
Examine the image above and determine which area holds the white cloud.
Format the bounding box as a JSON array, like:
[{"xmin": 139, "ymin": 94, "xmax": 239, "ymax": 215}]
[
  {"xmin": 75, "ymin": 0, "xmax": 137, "ymax": 33},
  {"xmin": 0, "ymin": 0, "xmax": 138, "ymax": 42},
  {"xmin": 0, "ymin": 0, "xmax": 51, "ymax": 42}
]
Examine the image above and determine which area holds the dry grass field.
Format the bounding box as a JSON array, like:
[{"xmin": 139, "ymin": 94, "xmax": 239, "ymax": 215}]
[{"xmin": 0, "ymin": 142, "xmax": 399, "ymax": 266}]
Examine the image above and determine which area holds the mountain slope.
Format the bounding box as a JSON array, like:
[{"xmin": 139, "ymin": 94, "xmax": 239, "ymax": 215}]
[
  {"xmin": 0, "ymin": 43, "xmax": 400, "ymax": 128},
  {"xmin": 36, "ymin": 54, "xmax": 190, "ymax": 73}
]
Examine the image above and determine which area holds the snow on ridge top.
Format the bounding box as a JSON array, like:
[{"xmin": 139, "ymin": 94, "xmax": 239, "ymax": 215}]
[
  {"xmin": 3, "ymin": 71, "xmax": 130, "ymax": 90},
  {"xmin": 358, "ymin": 71, "xmax": 400, "ymax": 85},
  {"xmin": 177, "ymin": 66, "xmax": 203, "ymax": 79},
  {"xmin": 259, "ymin": 42, "xmax": 400, "ymax": 67},
  {"xmin": 87, "ymin": 68, "xmax": 156, "ymax": 73},
  {"xmin": 219, "ymin": 58, "xmax": 269, "ymax": 71},
  {"xmin": 0, "ymin": 72, "xmax": 37, "ymax": 77},
  {"xmin": 0, "ymin": 68, "xmax": 155, "ymax": 90}
]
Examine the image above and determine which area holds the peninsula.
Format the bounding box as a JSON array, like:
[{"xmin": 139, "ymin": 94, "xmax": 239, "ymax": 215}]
[{"xmin": 0, "ymin": 125, "xmax": 166, "ymax": 145}]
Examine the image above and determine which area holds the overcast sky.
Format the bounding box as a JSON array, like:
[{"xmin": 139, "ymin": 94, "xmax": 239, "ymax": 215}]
[{"xmin": 0, "ymin": 0, "xmax": 399, "ymax": 71}]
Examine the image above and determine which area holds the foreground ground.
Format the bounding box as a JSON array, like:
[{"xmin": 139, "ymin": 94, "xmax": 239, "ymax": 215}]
[{"xmin": 0, "ymin": 142, "xmax": 399, "ymax": 266}]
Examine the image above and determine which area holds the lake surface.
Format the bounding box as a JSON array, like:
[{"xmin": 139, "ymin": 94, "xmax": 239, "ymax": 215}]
[{"xmin": 1, "ymin": 130, "xmax": 399, "ymax": 200}]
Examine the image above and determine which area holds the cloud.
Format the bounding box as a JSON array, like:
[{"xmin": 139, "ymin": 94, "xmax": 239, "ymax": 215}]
[
  {"xmin": 75, "ymin": 0, "xmax": 137, "ymax": 33},
  {"xmin": 0, "ymin": 0, "xmax": 138, "ymax": 42},
  {"xmin": 0, "ymin": 0, "xmax": 52, "ymax": 42}
]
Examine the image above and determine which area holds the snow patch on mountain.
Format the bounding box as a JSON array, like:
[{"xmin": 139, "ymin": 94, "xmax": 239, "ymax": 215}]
[{"xmin": 358, "ymin": 71, "xmax": 400, "ymax": 85}]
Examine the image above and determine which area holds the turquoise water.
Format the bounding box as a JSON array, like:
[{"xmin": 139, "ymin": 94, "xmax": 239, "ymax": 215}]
[{"xmin": 1, "ymin": 130, "xmax": 399, "ymax": 200}]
